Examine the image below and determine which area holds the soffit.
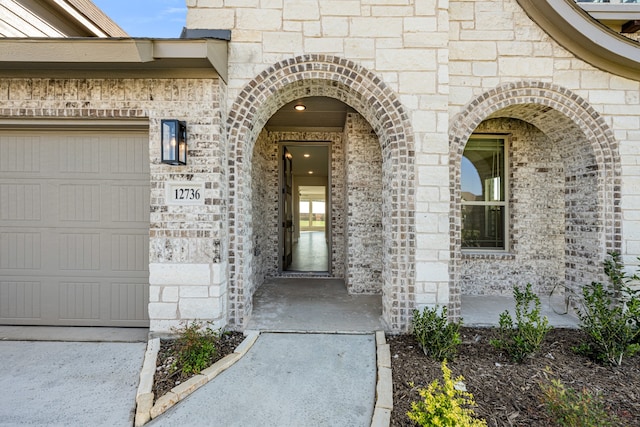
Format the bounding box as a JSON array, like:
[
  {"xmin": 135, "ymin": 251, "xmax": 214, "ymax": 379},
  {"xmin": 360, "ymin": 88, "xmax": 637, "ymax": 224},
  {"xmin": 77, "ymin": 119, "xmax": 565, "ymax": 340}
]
[{"xmin": 0, "ymin": 38, "xmax": 228, "ymax": 80}]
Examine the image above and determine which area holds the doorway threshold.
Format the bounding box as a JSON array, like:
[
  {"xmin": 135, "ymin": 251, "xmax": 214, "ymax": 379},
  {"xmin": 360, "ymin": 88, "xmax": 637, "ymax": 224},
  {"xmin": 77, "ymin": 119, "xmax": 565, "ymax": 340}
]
[{"xmin": 275, "ymin": 271, "xmax": 331, "ymax": 278}]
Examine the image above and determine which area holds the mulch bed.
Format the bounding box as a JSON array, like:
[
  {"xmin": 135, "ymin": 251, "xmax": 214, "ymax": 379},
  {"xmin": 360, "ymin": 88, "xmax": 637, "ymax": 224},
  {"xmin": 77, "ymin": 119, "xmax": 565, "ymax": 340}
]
[
  {"xmin": 151, "ymin": 328, "xmax": 640, "ymax": 426},
  {"xmin": 389, "ymin": 327, "xmax": 640, "ymax": 426},
  {"xmin": 152, "ymin": 331, "xmax": 245, "ymax": 402}
]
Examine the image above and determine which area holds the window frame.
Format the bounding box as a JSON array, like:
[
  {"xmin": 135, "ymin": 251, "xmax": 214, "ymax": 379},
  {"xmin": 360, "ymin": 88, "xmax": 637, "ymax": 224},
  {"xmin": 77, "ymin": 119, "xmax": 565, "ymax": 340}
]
[{"xmin": 461, "ymin": 133, "xmax": 510, "ymax": 253}]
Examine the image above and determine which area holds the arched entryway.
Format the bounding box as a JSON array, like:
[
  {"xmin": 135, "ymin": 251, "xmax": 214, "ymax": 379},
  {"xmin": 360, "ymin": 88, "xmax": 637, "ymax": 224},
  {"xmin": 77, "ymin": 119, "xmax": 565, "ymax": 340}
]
[
  {"xmin": 449, "ymin": 81, "xmax": 621, "ymax": 320},
  {"xmin": 227, "ymin": 55, "xmax": 416, "ymax": 331}
]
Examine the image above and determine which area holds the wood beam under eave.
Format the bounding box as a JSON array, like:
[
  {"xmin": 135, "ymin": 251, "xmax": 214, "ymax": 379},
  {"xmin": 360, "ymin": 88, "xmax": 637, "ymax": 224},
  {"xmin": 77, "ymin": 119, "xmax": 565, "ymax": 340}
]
[{"xmin": 621, "ymin": 20, "xmax": 640, "ymax": 34}]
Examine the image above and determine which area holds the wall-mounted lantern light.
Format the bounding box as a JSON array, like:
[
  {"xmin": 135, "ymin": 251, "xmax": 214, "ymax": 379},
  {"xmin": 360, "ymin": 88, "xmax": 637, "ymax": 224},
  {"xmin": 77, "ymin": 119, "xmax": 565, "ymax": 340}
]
[{"xmin": 161, "ymin": 119, "xmax": 187, "ymax": 166}]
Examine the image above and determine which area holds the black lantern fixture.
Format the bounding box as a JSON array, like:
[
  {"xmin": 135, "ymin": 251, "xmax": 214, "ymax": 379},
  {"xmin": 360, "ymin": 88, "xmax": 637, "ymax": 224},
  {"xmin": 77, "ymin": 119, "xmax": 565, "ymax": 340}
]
[{"xmin": 161, "ymin": 119, "xmax": 187, "ymax": 166}]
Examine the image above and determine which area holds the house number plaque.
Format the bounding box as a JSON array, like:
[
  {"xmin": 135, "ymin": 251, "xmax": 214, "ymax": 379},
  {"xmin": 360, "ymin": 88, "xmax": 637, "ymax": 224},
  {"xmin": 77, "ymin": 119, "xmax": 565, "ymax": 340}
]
[{"xmin": 166, "ymin": 182, "xmax": 205, "ymax": 205}]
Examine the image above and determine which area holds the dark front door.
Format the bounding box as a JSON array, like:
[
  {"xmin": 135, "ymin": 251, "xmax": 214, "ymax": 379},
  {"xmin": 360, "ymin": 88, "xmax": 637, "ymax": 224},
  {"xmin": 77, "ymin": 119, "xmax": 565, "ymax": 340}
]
[{"xmin": 282, "ymin": 146, "xmax": 294, "ymax": 269}]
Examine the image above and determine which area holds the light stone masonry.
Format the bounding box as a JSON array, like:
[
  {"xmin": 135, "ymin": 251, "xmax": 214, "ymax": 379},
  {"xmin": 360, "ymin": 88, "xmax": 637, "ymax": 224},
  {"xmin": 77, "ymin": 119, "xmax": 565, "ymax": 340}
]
[{"xmin": 2, "ymin": 0, "xmax": 637, "ymax": 334}]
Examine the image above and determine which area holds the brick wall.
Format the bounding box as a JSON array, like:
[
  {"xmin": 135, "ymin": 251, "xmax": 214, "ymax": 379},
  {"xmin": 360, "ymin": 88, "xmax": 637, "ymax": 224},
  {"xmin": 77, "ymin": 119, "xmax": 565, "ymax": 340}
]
[
  {"xmin": 4, "ymin": 0, "xmax": 639, "ymax": 333},
  {"xmin": 449, "ymin": 82, "xmax": 621, "ymax": 318},
  {"xmin": 0, "ymin": 76, "xmax": 229, "ymax": 333},
  {"xmin": 250, "ymin": 129, "xmax": 345, "ymax": 284},
  {"xmin": 344, "ymin": 113, "xmax": 383, "ymax": 294},
  {"xmin": 249, "ymin": 121, "xmax": 383, "ymax": 294},
  {"xmin": 190, "ymin": 1, "xmax": 440, "ymax": 330},
  {"xmin": 449, "ymin": 0, "xmax": 635, "ymax": 270},
  {"xmin": 224, "ymin": 56, "xmax": 417, "ymax": 331},
  {"xmin": 251, "ymin": 130, "xmax": 279, "ymax": 286},
  {"xmin": 188, "ymin": 0, "xmax": 635, "ymax": 329},
  {"xmin": 460, "ymin": 118, "xmax": 565, "ymax": 296}
]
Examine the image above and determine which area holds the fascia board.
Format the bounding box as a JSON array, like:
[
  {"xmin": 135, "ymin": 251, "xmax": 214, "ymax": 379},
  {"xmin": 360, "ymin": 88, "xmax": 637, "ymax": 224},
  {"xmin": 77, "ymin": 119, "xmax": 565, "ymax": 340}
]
[
  {"xmin": 0, "ymin": 38, "xmax": 228, "ymax": 80},
  {"xmin": 516, "ymin": 0, "xmax": 640, "ymax": 81},
  {"xmin": 153, "ymin": 39, "xmax": 228, "ymax": 82},
  {"xmin": 0, "ymin": 38, "xmax": 153, "ymax": 62}
]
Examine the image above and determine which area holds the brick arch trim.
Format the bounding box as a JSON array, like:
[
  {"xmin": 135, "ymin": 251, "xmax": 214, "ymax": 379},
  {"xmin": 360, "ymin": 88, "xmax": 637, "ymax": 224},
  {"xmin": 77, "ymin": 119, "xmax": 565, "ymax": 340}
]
[
  {"xmin": 227, "ymin": 54, "xmax": 416, "ymax": 331},
  {"xmin": 448, "ymin": 80, "xmax": 621, "ymax": 317}
]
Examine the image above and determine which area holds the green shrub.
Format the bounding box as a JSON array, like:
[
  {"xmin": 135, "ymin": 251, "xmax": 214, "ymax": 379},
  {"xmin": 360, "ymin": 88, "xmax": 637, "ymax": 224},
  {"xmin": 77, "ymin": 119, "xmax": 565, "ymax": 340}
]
[
  {"xmin": 171, "ymin": 320, "xmax": 221, "ymax": 376},
  {"xmin": 411, "ymin": 306, "xmax": 462, "ymax": 361},
  {"xmin": 574, "ymin": 253, "xmax": 640, "ymax": 366},
  {"xmin": 540, "ymin": 377, "xmax": 615, "ymax": 427},
  {"xmin": 490, "ymin": 283, "xmax": 552, "ymax": 363},
  {"xmin": 407, "ymin": 361, "xmax": 487, "ymax": 427}
]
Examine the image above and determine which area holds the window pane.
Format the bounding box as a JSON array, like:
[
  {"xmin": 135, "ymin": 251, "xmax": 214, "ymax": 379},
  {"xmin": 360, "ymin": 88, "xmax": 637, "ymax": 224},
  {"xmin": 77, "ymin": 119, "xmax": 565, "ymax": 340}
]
[
  {"xmin": 299, "ymin": 212, "xmax": 310, "ymax": 229},
  {"xmin": 311, "ymin": 201, "xmax": 325, "ymax": 214},
  {"xmin": 462, "ymin": 138, "xmax": 504, "ymax": 202},
  {"xmin": 462, "ymin": 205, "xmax": 505, "ymax": 249},
  {"xmin": 311, "ymin": 201, "xmax": 325, "ymax": 227}
]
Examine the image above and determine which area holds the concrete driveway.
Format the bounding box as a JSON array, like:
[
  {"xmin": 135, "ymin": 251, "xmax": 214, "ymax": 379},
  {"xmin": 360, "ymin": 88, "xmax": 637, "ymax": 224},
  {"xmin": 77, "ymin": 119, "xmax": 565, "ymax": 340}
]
[{"xmin": 0, "ymin": 329, "xmax": 146, "ymax": 427}]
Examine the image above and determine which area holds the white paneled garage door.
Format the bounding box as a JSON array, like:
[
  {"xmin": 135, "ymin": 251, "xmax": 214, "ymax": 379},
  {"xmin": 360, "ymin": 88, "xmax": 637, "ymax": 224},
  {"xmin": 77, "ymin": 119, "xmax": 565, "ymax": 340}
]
[{"xmin": 0, "ymin": 129, "xmax": 150, "ymax": 326}]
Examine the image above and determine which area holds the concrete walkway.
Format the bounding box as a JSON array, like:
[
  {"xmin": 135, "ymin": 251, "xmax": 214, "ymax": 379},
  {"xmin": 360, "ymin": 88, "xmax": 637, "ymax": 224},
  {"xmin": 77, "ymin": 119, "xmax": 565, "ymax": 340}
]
[
  {"xmin": 246, "ymin": 278, "xmax": 385, "ymax": 332},
  {"xmin": 462, "ymin": 295, "xmax": 580, "ymax": 328},
  {"xmin": 149, "ymin": 333, "xmax": 377, "ymax": 427},
  {"xmin": 0, "ymin": 340, "xmax": 145, "ymax": 427}
]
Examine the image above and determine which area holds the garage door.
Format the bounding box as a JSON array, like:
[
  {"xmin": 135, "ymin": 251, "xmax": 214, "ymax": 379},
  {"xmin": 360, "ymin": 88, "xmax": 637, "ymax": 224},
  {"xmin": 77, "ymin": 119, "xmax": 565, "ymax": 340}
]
[{"xmin": 0, "ymin": 129, "xmax": 150, "ymax": 326}]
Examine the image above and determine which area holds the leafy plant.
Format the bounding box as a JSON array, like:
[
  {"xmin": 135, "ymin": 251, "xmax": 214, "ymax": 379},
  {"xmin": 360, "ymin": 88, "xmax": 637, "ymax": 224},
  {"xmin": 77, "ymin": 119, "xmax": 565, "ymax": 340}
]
[
  {"xmin": 540, "ymin": 377, "xmax": 616, "ymax": 427},
  {"xmin": 170, "ymin": 320, "xmax": 221, "ymax": 376},
  {"xmin": 407, "ymin": 360, "xmax": 487, "ymax": 427},
  {"xmin": 490, "ymin": 283, "xmax": 552, "ymax": 362},
  {"xmin": 574, "ymin": 252, "xmax": 640, "ymax": 366},
  {"xmin": 411, "ymin": 306, "xmax": 462, "ymax": 361}
]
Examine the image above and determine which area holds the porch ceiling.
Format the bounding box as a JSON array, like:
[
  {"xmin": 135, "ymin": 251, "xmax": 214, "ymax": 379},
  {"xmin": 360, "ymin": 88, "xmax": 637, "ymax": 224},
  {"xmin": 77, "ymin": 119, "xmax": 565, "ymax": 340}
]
[{"xmin": 265, "ymin": 97, "xmax": 352, "ymax": 132}]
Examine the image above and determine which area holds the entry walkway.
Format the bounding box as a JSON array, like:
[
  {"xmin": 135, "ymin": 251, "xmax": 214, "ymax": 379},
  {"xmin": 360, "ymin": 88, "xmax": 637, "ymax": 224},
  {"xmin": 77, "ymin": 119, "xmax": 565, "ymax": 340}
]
[{"xmin": 148, "ymin": 333, "xmax": 377, "ymax": 427}]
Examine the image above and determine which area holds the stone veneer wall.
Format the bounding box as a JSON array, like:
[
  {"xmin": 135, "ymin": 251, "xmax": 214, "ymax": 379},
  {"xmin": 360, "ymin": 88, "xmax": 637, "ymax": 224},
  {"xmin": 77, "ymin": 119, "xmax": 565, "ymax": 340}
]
[
  {"xmin": 460, "ymin": 118, "xmax": 565, "ymax": 296},
  {"xmin": 189, "ymin": 1, "xmax": 429, "ymax": 331},
  {"xmin": 224, "ymin": 58, "xmax": 417, "ymax": 331},
  {"xmin": 448, "ymin": 0, "xmax": 631, "ymax": 244},
  {"xmin": 0, "ymin": 77, "xmax": 229, "ymax": 333},
  {"xmin": 185, "ymin": 0, "xmax": 637, "ymax": 329},
  {"xmin": 447, "ymin": 0, "xmax": 630, "ymax": 319},
  {"xmin": 344, "ymin": 113, "xmax": 383, "ymax": 294}
]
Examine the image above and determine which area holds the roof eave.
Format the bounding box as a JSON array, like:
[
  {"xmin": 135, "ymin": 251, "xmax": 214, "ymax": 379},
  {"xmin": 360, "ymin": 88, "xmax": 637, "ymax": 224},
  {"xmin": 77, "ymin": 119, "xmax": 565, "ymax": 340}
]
[
  {"xmin": 516, "ymin": 0, "xmax": 640, "ymax": 82},
  {"xmin": 0, "ymin": 38, "xmax": 228, "ymax": 82}
]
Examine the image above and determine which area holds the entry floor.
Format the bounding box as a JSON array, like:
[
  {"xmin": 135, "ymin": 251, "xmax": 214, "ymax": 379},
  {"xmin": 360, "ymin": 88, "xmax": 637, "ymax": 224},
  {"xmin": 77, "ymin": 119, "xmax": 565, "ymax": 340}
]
[
  {"xmin": 462, "ymin": 295, "xmax": 579, "ymax": 328},
  {"xmin": 246, "ymin": 278, "xmax": 385, "ymax": 333},
  {"xmin": 246, "ymin": 278, "xmax": 579, "ymax": 332},
  {"xmin": 288, "ymin": 231, "xmax": 328, "ymax": 272}
]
